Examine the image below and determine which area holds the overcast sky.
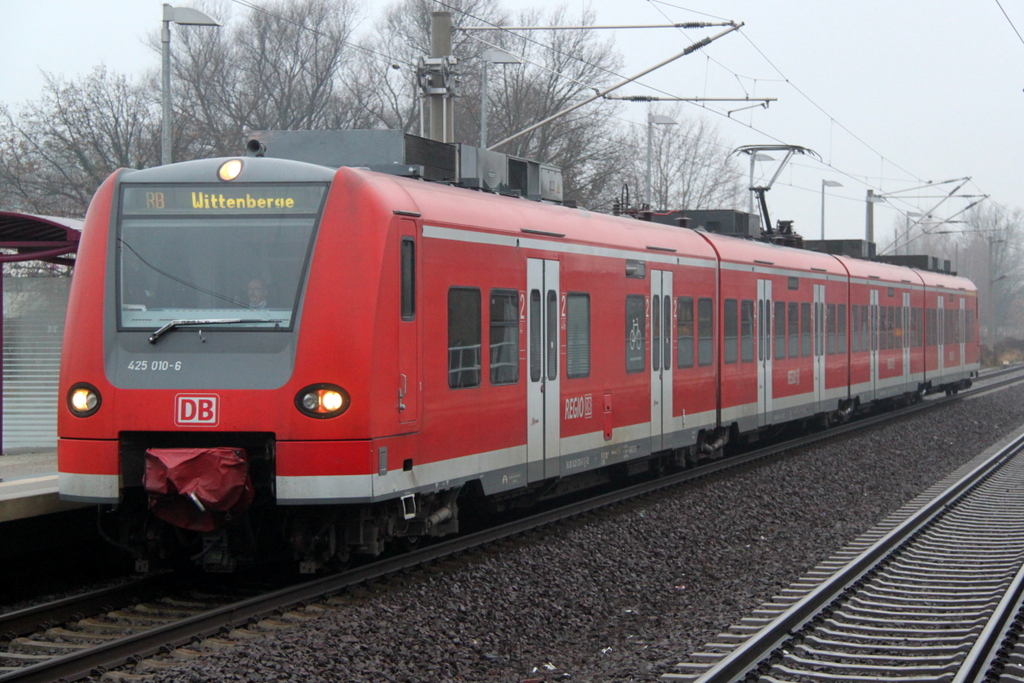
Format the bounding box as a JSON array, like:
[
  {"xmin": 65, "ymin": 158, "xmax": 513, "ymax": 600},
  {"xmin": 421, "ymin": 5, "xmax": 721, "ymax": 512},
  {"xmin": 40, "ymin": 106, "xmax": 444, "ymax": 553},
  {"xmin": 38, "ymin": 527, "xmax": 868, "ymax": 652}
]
[{"xmin": 2, "ymin": 0, "xmax": 1022, "ymax": 247}]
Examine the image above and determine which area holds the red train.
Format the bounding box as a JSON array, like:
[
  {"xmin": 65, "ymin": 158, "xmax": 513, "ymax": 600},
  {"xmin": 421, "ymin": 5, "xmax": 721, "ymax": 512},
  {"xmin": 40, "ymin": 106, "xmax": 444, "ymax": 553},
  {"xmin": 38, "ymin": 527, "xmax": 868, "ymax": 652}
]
[{"xmin": 57, "ymin": 147, "xmax": 980, "ymax": 571}]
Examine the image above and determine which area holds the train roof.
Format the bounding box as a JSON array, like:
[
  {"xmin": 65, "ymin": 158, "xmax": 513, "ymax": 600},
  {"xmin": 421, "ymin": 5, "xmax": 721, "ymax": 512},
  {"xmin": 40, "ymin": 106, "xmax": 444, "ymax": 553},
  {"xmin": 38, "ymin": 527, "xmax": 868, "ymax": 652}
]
[
  {"xmin": 699, "ymin": 230, "xmax": 846, "ymax": 277},
  {"xmin": 354, "ymin": 168, "xmax": 720, "ymax": 264}
]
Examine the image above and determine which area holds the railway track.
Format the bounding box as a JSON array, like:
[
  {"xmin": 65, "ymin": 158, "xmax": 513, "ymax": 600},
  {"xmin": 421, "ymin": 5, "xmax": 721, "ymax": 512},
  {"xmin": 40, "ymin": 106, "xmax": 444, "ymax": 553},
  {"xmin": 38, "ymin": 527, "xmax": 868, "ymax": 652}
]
[
  {"xmin": 664, "ymin": 405, "xmax": 1024, "ymax": 682},
  {"xmin": 3, "ymin": 365, "xmax": 1023, "ymax": 682}
]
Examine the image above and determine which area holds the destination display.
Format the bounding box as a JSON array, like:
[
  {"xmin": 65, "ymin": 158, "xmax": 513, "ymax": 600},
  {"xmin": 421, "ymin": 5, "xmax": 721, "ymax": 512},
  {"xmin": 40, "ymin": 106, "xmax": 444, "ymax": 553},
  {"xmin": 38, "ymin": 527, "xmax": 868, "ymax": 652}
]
[{"xmin": 121, "ymin": 184, "xmax": 326, "ymax": 216}]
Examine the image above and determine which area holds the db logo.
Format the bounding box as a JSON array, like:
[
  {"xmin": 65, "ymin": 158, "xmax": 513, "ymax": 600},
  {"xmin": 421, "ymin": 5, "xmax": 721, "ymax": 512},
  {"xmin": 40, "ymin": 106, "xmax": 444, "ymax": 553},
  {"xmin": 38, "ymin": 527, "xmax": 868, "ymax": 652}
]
[{"xmin": 175, "ymin": 394, "xmax": 220, "ymax": 427}]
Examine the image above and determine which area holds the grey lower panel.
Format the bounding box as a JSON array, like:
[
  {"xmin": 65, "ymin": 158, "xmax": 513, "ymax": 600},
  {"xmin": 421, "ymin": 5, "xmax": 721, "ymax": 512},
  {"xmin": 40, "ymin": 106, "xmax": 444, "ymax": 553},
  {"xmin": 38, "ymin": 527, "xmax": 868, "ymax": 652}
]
[
  {"xmin": 59, "ymin": 494, "xmax": 117, "ymax": 504},
  {"xmin": 769, "ymin": 404, "xmax": 816, "ymax": 425},
  {"xmin": 735, "ymin": 414, "xmax": 758, "ymax": 434}
]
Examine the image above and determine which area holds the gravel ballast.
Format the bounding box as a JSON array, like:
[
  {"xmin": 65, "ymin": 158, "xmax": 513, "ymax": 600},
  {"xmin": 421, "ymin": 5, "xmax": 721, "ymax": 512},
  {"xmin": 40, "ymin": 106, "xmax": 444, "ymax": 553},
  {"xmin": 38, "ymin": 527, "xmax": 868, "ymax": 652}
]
[{"xmin": 142, "ymin": 384, "xmax": 1024, "ymax": 683}]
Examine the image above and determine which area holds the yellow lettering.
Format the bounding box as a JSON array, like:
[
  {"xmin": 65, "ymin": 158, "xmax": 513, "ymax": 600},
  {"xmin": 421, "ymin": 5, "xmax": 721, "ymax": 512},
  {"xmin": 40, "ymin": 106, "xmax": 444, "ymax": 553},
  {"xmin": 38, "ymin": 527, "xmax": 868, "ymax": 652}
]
[{"xmin": 186, "ymin": 192, "xmax": 299, "ymax": 211}]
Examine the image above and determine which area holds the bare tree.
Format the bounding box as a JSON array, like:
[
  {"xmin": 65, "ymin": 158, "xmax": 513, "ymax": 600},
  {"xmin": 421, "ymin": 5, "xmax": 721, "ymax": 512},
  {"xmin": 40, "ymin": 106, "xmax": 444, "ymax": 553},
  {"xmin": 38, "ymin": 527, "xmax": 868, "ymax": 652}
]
[
  {"xmin": 477, "ymin": 7, "xmax": 627, "ymax": 207},
  {"xmin": 348, "ymin": 0, "xmax": 508, "ymax": 134},
  {"xmin": 960, "ymin": 204, "xmax": 1024, "ymax": 340},
  {"xmin": 170, "ymin": 0, "xmax": 368, "ymax": 157},
  {"xmin": 618, "ymin": 104, "xmax": 743, "ymax": 212},
  {"xmin": 0, "ymin": 66, "xmax": 158, "ymax": 216}
]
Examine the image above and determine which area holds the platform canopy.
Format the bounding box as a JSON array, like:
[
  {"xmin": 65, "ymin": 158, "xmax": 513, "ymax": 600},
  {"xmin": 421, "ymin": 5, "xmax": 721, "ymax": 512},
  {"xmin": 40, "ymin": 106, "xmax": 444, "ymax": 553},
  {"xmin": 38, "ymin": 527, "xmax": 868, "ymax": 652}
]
[{"xmin": 0, "ymin": 212, "xmax": 82, "ymax": 266}]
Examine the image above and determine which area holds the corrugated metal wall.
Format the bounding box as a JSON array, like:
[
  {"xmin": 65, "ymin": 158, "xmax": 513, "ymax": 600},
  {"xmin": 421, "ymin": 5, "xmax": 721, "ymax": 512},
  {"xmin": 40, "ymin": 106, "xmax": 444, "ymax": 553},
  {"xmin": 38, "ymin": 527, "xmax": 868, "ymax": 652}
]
[{"xmin": 3, "ymin": 277, "xmax": 70, "ymax": 452}]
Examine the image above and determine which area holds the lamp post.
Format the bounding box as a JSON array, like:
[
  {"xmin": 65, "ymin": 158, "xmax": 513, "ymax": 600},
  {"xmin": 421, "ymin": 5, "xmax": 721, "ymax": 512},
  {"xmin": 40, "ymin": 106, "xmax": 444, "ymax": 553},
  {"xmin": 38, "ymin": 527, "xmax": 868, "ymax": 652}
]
[
  {"xmin": 989, "ymin": 238, "xmax": 1006, "ymax": 344},
  {"xmin": 161, "ymin": 4, "xmax": 220, "ymax": 165},
  {"xmin": 479, "ymin": 49, "xmax": 521, "ymax": 148},
  {"xmin": 819, "ymin": 180, "xmax": 842, "ymax": 240},
  {"xmin": 646, "ymin": 113, "xmax": 676, "ymax": 209}
]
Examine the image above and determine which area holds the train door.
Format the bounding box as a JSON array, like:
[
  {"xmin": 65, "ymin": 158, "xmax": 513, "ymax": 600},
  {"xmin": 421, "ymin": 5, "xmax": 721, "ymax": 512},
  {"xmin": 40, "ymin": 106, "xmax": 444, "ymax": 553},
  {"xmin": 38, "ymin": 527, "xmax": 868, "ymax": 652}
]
[
  {"xmin": 902, "ymin": 292, "xmax": 911, "ymax": 394},
  {"xmin": 397, "ymin": 221, "xmax": 420, "ymax": 429},
  {"xmin": 650, "ymin": 271, "xmax": 673, "ymax": 452},
  {"xmin": 813, "ymin": 284, "xmax": 825, "ymax": 410},
  {"xmin": 527, "ymin": 258, "xmax": 560, "ymax": 482},
  {"xmin": 757, "ymin": 279, "xmax": 773, "ymax": 427},
  {"xmin": 870, "ymin": 289, "xmax": 879, "ymax": 400}
]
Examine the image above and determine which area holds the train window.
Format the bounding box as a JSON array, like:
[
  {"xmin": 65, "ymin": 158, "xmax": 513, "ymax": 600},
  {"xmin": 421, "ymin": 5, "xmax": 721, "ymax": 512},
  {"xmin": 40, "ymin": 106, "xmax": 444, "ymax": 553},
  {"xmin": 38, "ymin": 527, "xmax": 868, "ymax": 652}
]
[
  {"xmin": 625, "ymin": 260, "xmax": 646, "ymax": 279},
  {"xmin": 653, "ymin": 295, "xmax": 662, "ymax": 371},
  {"xmin": 698, "ymin": 298, "xmax": 713, "ymax": 367},
  {"xmin": 530, "ymin": 290, "xmax": 542, "ymax": 381},
  {"xmin": 862, "ymin": 305, "xmax": 870, "ymax": 352},
  {"xmin": 724, "ymin": 299, "xmax": 738, "ymax": 364},
  {"xmin": 826, "ymin": 303, "xmax": 836, "ymax": 355},
  {"xmin": 757, "ymin": 300, "xmax": 764, "ymax": 362},
  {"xmin": 788, "ymin": 277, "xmax": 799, "ymax": 290},
  {"xmin": 401, "ymin": 238, "xmax": 415, "ymax": 321},
  {"xmin": 677, "ymin": 297, "xmax": 694, "ymax": 368},
  {"xmin": 852, "ymin": 305, "xmax": 860, "ymax": 353},
  {"xmin": 448, "ymin": 288, "xmax": 481, "ymax": 389},
  {"xmin": 741, "ymin": 300, "xmax": 754, "ymax": 363},
  {"xmin": 895, "ymin": 307, "xmax": 903, "ymax": 348},
  {"xmin": 838, "ymin": 304, "xmax": 847, "ymax": 354},
  {"xmin": 788, "ymin": 302, "xmax": 799, "ymax": 358},
  {"xmin": 967, "ymin": 308, "xmax": 975, "ymax": 343},
  {"xmin": 888, "ymin": 306, "xmax": 895, "ymax": 349},
  {"xmin": 546, "ymin": 290, "xmax": 558, "ymax": 381},
  {"xmin": 489, "ymin": 290, "xmax": 519, "ymax": 385},
  {"xmin": 888, "ymin": 287, "xmax": 895, "ymax": 298},
  {"xmin": 566, "ymin": 294, "xmax": 590, "ymax": 379},
  {"xmin": 926, "ymin": 308, "xmax": 935, "ymax": 348},
  {"xmin": 801, "ymin": 302, "xmax": 811, "ymax": 357},
  {"xmin": 879, "ymin": 307, "xmax": 888, "ymax": 350},
  {"xmin": 774, "ymin": 301, "xmax": 786, "ymax": 359},
  {"xmin": 117, "ymin": 184, "xmax": 327, "ymax": 332},
  {"xmin": 626, "ymin": 295, "xmax": 646, "ymax": 373},
  {"xmin": 764, "ymin": 299, "xmax": 771, "ymax": 361},
  {"xmin": 663, "ymin": 296, "xmax": 672, "ymax": 370}
]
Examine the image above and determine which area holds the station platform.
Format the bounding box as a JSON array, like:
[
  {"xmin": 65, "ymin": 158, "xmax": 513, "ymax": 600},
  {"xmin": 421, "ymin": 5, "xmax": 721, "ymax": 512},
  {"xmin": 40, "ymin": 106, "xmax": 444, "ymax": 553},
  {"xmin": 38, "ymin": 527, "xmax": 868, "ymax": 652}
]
[{"xmin": 0, "ymin": 450, "xmax": 89, "ymax": 523}]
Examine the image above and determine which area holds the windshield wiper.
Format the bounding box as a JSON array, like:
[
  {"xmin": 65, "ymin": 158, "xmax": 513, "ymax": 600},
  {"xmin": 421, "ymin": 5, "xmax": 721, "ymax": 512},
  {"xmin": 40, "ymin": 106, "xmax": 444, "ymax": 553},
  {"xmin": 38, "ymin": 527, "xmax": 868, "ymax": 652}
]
[{"xmin": 148, "ymin": 318, "xmax": 285, "ymax": 344}]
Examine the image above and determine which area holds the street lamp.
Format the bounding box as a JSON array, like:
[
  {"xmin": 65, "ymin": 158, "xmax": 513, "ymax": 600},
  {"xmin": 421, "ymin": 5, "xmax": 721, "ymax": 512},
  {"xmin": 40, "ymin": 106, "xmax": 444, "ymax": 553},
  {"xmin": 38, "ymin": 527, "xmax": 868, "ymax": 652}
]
[
  {"xmin": 161, "ymin": 4, "xmax": 220, "ymax": 165},
  {"xmin": 820, "ymin": 179, "xmax": 842, "ymax": 240},
  {"xmin": 646, "ymin": 113, "xmax": 676, "ymax": 209},
  {"xmin": 479, "ymin": 49, "xmax": 520, "ymax": 148}
]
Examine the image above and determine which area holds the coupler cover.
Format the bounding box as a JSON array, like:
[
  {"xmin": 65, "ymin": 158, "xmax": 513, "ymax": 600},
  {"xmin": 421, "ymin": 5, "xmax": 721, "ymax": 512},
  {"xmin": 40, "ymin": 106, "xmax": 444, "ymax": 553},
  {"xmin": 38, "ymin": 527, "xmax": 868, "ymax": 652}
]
[{"xmin": 144, "ymin": 448, "xmax": 255, "ymax": 532}]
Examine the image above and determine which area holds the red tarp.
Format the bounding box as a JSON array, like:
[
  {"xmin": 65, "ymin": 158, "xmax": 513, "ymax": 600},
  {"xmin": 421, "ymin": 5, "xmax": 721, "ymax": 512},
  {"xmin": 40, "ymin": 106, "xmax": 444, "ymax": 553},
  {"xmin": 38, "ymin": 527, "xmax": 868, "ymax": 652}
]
[{"xmin": 144, "ymin": 447, "xmax": 255, "ymax": 533}]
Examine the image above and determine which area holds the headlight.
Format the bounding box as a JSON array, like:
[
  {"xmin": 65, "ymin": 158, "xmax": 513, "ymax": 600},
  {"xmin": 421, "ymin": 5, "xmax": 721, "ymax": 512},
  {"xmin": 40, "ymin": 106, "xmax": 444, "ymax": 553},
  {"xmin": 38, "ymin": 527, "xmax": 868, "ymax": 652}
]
[
  {"xmin": 67, "ymin": 383, "xmax": 101, "ymax": 417},
  {"xmin": 295, "ymin": 384, "xmax": 349, "ymax": 419}
]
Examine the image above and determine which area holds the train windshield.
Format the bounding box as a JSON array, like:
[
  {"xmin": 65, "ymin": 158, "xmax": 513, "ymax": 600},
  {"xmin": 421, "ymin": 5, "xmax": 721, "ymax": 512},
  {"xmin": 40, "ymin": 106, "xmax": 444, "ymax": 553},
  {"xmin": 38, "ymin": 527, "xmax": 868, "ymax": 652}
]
[{"xmin": 116, "ymin": 183, "xmax": 327, "ymax": 331}]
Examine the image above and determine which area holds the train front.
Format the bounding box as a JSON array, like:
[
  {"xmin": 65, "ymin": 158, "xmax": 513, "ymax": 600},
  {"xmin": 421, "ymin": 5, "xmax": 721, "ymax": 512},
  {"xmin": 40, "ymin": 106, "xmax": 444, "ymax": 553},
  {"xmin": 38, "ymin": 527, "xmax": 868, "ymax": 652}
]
[{"xmin": 58, "ymin": 157, "xmax": 340, "ymax": 572}]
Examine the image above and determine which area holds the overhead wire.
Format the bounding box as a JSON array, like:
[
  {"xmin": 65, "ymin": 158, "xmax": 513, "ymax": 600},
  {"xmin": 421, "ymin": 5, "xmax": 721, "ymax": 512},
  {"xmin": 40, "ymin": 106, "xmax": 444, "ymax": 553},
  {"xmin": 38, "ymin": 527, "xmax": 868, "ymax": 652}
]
[
  {"xmin": 993, "ymin": 0, "xmax": 1024, "ymax": 48},
  {"xmin": 223, "ymin": 0, "xmax": 987, "ymax": 229}
]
